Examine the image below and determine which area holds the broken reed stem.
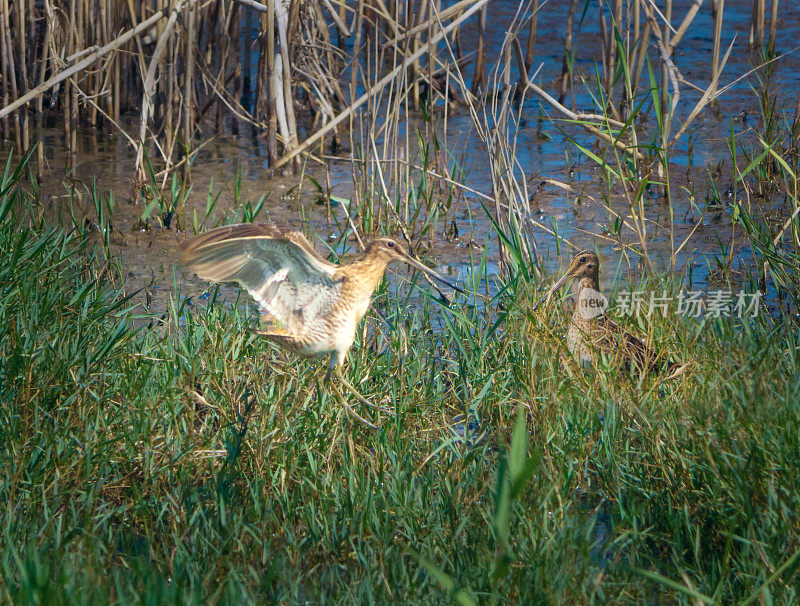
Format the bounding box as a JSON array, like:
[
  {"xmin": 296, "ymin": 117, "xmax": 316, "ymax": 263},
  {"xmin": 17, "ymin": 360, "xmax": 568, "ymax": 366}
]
[
  {"xmin": 711, "ymin": 0, "xmax": 724, "ymax": 98},
  {"xmin": 524, "ymin": 0, "xmax": 539, "ymax": 75},
  {"xmin": 756, "ymin": 0, "xmax": 765, "ymax": 49},
  {"xmin": 471, "ymin": 2, "xmax": 486, "ymax": 96},
  {"xmin": 750, "ymin": 0, "xmax": 764, "ymax": 49},
  {"xmin": 768, "ymin": 0, "xmax": 778, "ymax": 55},
  {"xmin": 183, "ymin": 1, "xmax": 196, "ymax": 183},
  {"xmin": 559, "ymin": 0, "xmax": 576, "ymax": 105}
]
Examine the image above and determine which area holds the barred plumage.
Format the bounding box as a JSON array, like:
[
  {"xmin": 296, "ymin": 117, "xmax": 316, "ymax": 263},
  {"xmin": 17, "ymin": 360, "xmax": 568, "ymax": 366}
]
[
  {"xmin": 180, "ymin": 223, "xmax": 464, "ymax": 426},
  {"xmin": 533, "ymin": 251, "xmax": 687, "ymax": 376}
]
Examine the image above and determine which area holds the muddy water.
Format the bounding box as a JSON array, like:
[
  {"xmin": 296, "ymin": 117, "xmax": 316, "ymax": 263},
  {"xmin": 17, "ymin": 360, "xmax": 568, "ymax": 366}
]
[{"xmin": 5, "ymin": 1, "xmax": 799, "ymax": 315}]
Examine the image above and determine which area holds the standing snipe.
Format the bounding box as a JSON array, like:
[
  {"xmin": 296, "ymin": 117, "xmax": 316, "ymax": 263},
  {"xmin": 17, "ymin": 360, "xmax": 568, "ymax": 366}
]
[
  {"xmin": 180, "ymin": 223, "xmax": 463, "ymax": 425},
  {"xmin": 533, "ymin": 250, "xmax": 685, "ymax": 375}
]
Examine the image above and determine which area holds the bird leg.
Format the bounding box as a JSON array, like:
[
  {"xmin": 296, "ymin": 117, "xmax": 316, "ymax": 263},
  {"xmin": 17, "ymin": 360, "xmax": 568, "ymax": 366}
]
[
  {"xmin": 328, "ymin": 377, "xmax": 378, "ymax": 429},
  {"xmin": 324, "ymin": 352, "xmax": 396, "ymax": 426},
  {"xmin": 335, "ymin": 364, "xmax": 395, "ymax": 415},
  {"xmin": 334, "ymin": 365, "xmax": 373, "ymax": 407}
]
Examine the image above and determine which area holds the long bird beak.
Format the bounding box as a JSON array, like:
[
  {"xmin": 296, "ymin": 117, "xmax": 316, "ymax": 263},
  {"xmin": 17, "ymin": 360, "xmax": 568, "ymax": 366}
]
[
  {"xmin": 531, "ymin": 269, "xmax": 574, "ymax": 312},
  {"xmin": 401, "ymin": 253, "xmax": 466, "ymax": 296}
]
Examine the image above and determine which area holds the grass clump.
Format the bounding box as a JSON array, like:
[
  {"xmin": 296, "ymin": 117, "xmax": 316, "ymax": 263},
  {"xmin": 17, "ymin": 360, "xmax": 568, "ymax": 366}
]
[{"xmin": 1, "ymin": 159, "xmax": 799, "ymax": 604}]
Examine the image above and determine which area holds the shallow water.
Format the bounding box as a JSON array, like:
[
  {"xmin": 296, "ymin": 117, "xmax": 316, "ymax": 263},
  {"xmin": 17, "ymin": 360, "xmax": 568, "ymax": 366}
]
[{"xmin": 4, "ymin": 0, "xmax": 798, "ymax": 316}]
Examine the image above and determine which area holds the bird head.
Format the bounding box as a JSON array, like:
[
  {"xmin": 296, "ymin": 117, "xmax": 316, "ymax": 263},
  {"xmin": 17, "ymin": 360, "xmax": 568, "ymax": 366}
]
[
  {"xmin": 532, "ymin": 250, "xmax": 600, "ymax": 311},
  {"xmin": 365, "ymin": 236, "xmax": 464, "ymax": 294},
  {"xmin": 563, "ymin": 250, "xmax": 600, "ymax": 282},
  {"xmin": 365, "ymin": 236, "xmax": 411, "ymax": 261}
]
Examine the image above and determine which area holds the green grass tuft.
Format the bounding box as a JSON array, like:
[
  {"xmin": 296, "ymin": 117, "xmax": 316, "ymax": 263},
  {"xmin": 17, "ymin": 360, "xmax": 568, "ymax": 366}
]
[{"xmin": 1, "ymin": 158, "xmax": 799, "ymax": 604}]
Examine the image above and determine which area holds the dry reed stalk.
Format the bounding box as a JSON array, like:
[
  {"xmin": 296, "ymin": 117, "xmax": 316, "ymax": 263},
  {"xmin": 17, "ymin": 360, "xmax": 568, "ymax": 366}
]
[
  {"xmin": 606, "ymin": 0, "xmax": 623, "ymax": 108},
  {"xmin": 523, "ymin": 0, "xmax": 539, "ymax": 76},
  {"xmin": 183, "ymin": 1, "xmax": 196, "ymax": 183},
  {"xmin": 756, "ymin": 0, "xmax": 765, "ymax": 49},
  {"xmin": 559, "ymin": 0, "xmax": 576, "ymax": 105},
  {"xmin": 99, "ymin": 0, "xmax": 111, "ymax": 121},
  {"xmin": 614, "ymin": 0, "xmax": 623, "ymax": 81},
  {"xmin": 219, "ymin": 3, "xmax": 233, "ymax": 134},
  {"xmin": 502, "ymin": 35, "xmax": 511, "ymax": 92},
  {"xmin": 667, "ymin": 0, "xmax": 702, "ymax": 53},
  {"xmin": 275, "ymin": 0, "xmax": 488, "ymax": 169},
  {"xmin": 125, "ymin": 0, "xmax": 147, "ymax": 81},
  {"xmin": 384, "ymin": 0, "xmax": 480, "ymax": 45},
  {"xmin": 230, "ymin": 6, "xmax": 242, "ymax": 138},
  {"xmin": 512, "ymin": 36, "xmax": 528, "ymax": 95},
  {"xmin": 348, "ymin": 0, "xmax": 365, "ymax": 153},
  {"xmin": 598, "ymin": 2, "xmax": 610, "ymax": 107},
  {"xmin": 1, "ymin": 0, "xmax": 21, "ymax": 150},
  {"xmin": 71, "ymin": 0, "xmax": 81, "ymax": 152},
  {"xmin": 768, "ymin": 0, "xmax": 778, "ymax": 55},
  {"xmin": 793, "ymin": 88, "xmax": 800, "ymax": 137},
  {"xmin": 668, "ymin": 40, "xmax": 738, "ymax": 147},
  {"xmin": 411, "ymin": 0, "xmax": 431, "ymax": 106},
  {"xmin": 319, "ymin": 0, "xmax": 349, "ymax": 37},
  {"xmin": 631, "ymin": 3, "xmax": 651, "ymax": 94},
  {"xmin": 660, "ymin": 0, "xmax": 672, "ymax": 143},
  {"xmin": 265, "ymin": 0, "xmax": 278, "ymax": 164},
  {"xmin": 242, "ymin": 1, "xmax": 253, "ymax": 111},
  {"xmin": 16, "ymin": 0, "xmax": 26, "ymax": 89},
  {"xmin": 86, "ymin": 1, "xmax": 101, "ymax": 131},
  {"xmin": 427, "ymin": 0, "xmax": 439, "ymax": 111},
  {"xmin": 16, "ymin": 0, "xmax": 29, "ymax": 150},
  {"xmin": 750, "ymin": 0, "xmax": 763, "ymax": 49},
  {"xmin": 135, "ymin": 0, "xmax": 198, "ymax": 181},
  {"xmin": 66, "ymin": 0, "xmax": 75, "ymax": 161},
  {"xmin": 522, "ymin": 76, "xmax": 642, "ymax": 161},
  {"xmin": 0, "ymin": 0, "xmax": 9, "ymax": 141},
  {"xmin": 470, "ymin": 2, "xmax": 486, "ymax": 95},
  {"xmin": 164, "ymin": 21, "xmax": 176, "ymax": 153},
  {"xmin": 0, "ymin": 7, "xmax": 172, "ymax": 120},
  {"xmin": 272, "ymin": 54, "xmax": 291, "ymax": 156},
  {"xmin": 275, "ymin": 0, "xmax": 299, "ymax": 167},
  {"xmin": 254, "ymin": 8, "xmax": 266, "ymax": 122},
  {"xmin": 113, "ymin": 23, "xmax": 120, "ymax": 124},
  {"xmin": 711, "ymin": 0, "xmax": 724, "ymax": 98}
]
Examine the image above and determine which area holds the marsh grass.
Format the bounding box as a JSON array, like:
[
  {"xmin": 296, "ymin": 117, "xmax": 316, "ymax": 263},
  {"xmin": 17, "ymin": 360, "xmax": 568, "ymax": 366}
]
[{"xmin": 1, "ymin": 153, "xmax": 799, "ymax": 604}]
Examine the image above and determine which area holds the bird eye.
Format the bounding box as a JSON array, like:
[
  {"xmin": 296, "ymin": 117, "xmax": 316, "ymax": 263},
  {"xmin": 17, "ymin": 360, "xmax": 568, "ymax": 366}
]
[
  {"xmin": 579, "ymin": 256, "xmax": 587, "ymax": 263},
  {"xmin": 387, "ymin": 241, "xmax": 395, "ymax": 248}
]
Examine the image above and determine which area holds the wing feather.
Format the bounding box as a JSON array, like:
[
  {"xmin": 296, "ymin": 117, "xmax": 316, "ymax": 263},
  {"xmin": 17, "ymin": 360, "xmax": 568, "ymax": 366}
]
[{"xmin": 180, "ymin": 224, "xmax": 341, "ymax": 338}]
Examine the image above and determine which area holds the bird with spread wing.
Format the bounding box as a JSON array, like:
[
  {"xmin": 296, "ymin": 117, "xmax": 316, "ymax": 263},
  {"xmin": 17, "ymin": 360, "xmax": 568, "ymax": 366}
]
[{"xmin": 180, "ymin": 223, "xmax": 464, "ymax": 426}]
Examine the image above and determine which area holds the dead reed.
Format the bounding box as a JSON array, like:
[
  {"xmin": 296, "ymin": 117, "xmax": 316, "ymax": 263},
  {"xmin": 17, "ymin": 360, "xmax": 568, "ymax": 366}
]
[
  {"xmin": 0, "ymin": 0, "xmax": 796, "ymax": 293},
  {"xmin": 0, "ymin": 0, "xmax": 488, "ymax": 192}
]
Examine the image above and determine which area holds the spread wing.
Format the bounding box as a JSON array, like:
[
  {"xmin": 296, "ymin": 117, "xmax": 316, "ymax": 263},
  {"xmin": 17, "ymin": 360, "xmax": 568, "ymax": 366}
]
[{"xmin": 180, "ymin": 224, "xmax": 341, "ymax": 338}]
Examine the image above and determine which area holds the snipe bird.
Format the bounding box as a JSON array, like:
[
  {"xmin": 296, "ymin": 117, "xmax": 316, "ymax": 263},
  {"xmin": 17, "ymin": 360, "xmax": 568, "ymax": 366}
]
[
  {"xmin": 180, "ymin": 223, "xmax": 463, "ymax": 426},
  {"xmin": 532, "ymin": 251, "xmax": 684, "ymax": 375}
]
